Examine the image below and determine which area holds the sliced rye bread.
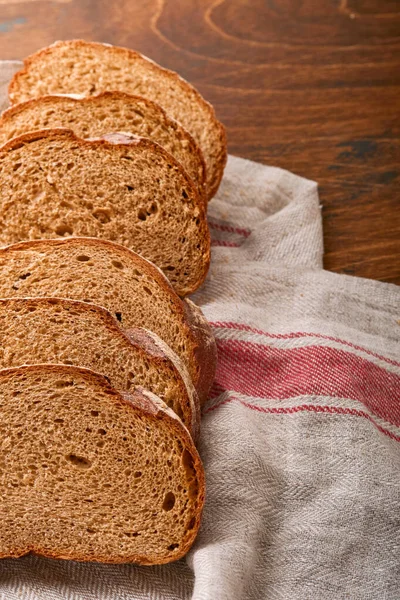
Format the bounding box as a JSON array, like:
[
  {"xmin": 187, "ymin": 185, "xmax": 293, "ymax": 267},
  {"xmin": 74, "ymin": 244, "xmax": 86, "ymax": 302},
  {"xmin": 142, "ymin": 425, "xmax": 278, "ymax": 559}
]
[
  {"xmin": 0, "ymin": 297, "xmax": 200, "ymax": 437},
  {"xmin": 0, "ymin": 364, "xmax": 205, "ymax": 564},
  {"xmin": 0, "ymin": 238, "xmax": 216, "ymax": 406},
  {"xmin": 0, "ymin": 92, "xmax": 207, "ymax": 200},
  {"xmin": 0, "ymin": 128, "xmax": 210, "ymax": 296},
  {"xmin": 8, "ymin": 39, "xmax": 227, "ymax": 200}
]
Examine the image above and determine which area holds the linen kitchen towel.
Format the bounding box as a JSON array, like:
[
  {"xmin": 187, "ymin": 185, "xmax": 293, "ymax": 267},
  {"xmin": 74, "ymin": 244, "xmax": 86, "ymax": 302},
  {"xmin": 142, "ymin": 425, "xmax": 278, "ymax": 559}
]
[{"xmin": 0, "ymin": 61, "xmax": 399, "ymax": 600}]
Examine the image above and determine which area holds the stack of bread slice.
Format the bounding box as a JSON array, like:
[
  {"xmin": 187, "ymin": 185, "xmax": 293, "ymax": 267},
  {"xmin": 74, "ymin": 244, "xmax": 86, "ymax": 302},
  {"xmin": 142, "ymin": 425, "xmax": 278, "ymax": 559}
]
[{"xmin": 0, "ymin": 40, "xmax": 225, "ymax": 565}]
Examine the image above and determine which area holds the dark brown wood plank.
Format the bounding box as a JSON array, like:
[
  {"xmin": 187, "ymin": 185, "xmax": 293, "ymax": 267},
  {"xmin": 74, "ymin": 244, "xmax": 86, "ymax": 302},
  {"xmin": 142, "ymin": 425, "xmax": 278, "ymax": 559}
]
[{"xmin": 0, "ymin": 0, "xmax": 398, "ymax": 283}]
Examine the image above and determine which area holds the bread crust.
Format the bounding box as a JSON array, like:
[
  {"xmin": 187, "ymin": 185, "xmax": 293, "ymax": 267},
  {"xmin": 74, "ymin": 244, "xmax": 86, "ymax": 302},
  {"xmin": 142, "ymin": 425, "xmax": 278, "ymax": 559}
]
[
  {"xmin": 183, "ymin": 299, "xmax": 217, "ymax": 406},
  {"xmin": 0, "ymin": 237, "xmax": 217, "ymax": 405},
  {"xmin": 0, "ymin": 91, "xmax": 208, "ymax": 201},
  {"xmin": 0, "ymin": 364, "xmax": 205, "ymax": 565},
  {"xmin": 123, "ymin": 325, "xmax": 201, "ymax": 439},
  {"xmin": 8, "ymin": 39, "xmax": 227, "ymax": 200},
  {"xmin": 0, "ymin": 127, "xmax": 211, "ymax": 296},
  {"xmin": 0, "ymin": 297, "xmax": 200, "ymax": 438}
]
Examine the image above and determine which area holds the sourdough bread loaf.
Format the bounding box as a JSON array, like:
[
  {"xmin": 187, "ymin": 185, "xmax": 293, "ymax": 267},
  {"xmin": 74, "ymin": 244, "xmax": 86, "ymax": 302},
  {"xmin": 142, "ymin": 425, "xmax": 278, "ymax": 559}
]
[
  {"xmin": 0, "ymin": 128, "xmax": 210, "ymax": 296},
  {"xmin": 0, "ymin": 238, "xmax": 216, "ymax": 405},
  {"xmin": 0, "ymin": 297, "xmax": 199, "ymax": 436},
  {"xmin": 8, "ymin": 40, "xmax": 227, "ymax": 200},
  {"xmin": 0, "ymin": 364, "xmax": 205, "ymax": 564},
  {"xmin": 0, "ymin": 92, "xmax": 207, "ymax": 200}
]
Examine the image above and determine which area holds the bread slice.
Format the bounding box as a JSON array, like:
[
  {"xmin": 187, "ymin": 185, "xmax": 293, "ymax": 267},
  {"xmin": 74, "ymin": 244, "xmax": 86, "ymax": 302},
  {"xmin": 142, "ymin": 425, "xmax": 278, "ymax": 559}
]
[
  {"xmin": 0, "ymin": 364, "xmax": 205, "ymax": 564},
  {"xmin": 0, "ymin": 238, "xmax": 216, "ymax": 406},
  {"xmin": 8, "ymin": 40, "xmax": 227, "ymax": 200},
  {"xmin": 0, "ymin": 128, "xmax": 210, "ymax": 296},
  {"xmin": 0, "ymin": 92, "xmax": 207, "ymax": 200},
  {"xmin": 0, "ymin": 297, "xmax": 199, "ymax": 437}
]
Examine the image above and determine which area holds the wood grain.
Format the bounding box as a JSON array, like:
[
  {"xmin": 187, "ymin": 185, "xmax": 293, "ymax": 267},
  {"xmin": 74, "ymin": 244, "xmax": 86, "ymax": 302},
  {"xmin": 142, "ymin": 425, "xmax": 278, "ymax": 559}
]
[{"xmin": 0, "ymin": 0, "xmax": 398, "ymax": 283}]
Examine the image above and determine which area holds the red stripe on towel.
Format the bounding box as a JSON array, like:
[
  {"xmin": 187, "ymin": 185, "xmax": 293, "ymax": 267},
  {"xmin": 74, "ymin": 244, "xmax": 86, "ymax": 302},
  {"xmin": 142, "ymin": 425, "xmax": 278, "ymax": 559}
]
[
  {"xmin": 210, "ymin": 322, "xmax": 400, "ymax": 368},
  {"xmin": 211, "ymin": 240, "xmax": 241, "ymax": 248},
  {"xmin": 208, "ymin": 222, "xmax": 251, "ymax": 237},
  {"xmin": 213, "ymin": 339, "xmax": 400, "ymax": 426},
  {"xmin": 204, "ymin": 395, "xmax": 400, "ymax": 442}
]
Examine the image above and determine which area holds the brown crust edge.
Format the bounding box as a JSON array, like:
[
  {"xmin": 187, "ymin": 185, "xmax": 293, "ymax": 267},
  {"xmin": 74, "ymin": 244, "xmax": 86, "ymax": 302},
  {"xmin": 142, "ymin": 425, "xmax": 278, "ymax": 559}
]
[
  {"xmin": 0, "ymin": 296, "xmax": 198, "ymax": 436},
  {"xmin": 0, "ymin": 90, "xmax": 208, "ymax": 200},
  {"xmin": 123, "ymin": 326, "xmax": 201, "ymax": 440},
  {"xmin": 0, "ymin": 237, "xmax": 207, "ymax": 395},
  {"xmin": 0, "ymin": 127, "xmax": 211, "ymax": 296},
  {"xmin": 183, "ymin": 299, "xmax": 217, "ymax": 406},
  {"xmin": 0, "ymin": 363, "xmax": 205, "ymax": 565},
  {"xmin": 7, "ymin": 39, "xmax": 227, "ymax": 200}
]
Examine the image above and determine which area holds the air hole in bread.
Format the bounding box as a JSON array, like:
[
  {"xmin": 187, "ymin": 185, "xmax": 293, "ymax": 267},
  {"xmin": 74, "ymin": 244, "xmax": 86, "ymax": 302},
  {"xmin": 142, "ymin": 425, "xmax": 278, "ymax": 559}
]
[
  {"xmin": 111, "ymin": 260, "xmax": 124, "ymax": 269},
  {"xmin": 55, "ymin": 380, "xmax": 74, "ymax": 389},
  {"xmin": 138, "ymin": 209, "xmax": 147, "ymax": 221},
  {"xmin": 98, "ymin": 428, "xmax": 106, "ymax": 436},
  {"xmin": 66, "ymin": 454, "xmax": 91, "ymax": 470},
  {"xmin": 182, "ymin": 449, "xmax": 195, "ymax": 480},
  {"xmin": 126, "ymin": 185, "xmax": 134, "ymax": 191},
  {"xmin": 13, "ymin": 162, "xmax": 22, "ymax": 171},
  {"xmin": 115, "ymin": 312, "xmax": 122, "ymax": 322},
  {"xmin": 55, "ymin": 224, "xmax": 73, "ymax": 236},
  {"xmin": 168, "ymin": 543, "xmax": 179, "ymax": 551},
  {"xmin": 134, "ymin": 471, "xmax": 142, "ymax": 478},
  {"xmin": 76, "ymin": 255, "xmax": 91, "ymax": 262},
  {"xmin": 91, "ymin": 410, "xmax": 99, "ymax": 417},
  {"xmin": 162, "ymin": 491, "xmax": 176, "ymax": 511},
  {"xmin": 93, "ymin": 208, "xmax": 111, "ymax": 224},
  {"xmin": 60, "ymin": 200, "xmax": 73, "ymax": 209}
]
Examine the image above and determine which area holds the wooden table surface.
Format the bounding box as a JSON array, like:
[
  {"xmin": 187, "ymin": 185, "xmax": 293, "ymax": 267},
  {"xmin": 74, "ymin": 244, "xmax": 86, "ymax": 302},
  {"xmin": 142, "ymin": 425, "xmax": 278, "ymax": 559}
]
[{"xmin": 0, "ymin": 0, "xmax": 398, "ymax": 284}]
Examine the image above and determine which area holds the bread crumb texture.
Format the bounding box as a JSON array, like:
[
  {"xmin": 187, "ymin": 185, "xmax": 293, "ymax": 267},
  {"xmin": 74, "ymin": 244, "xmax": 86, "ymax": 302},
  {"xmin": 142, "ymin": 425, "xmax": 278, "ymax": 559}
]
[
  {"xmin": 0, "ymin": 92, "xmax": 206, "ymax": 198},
  {"xmin": 0, "ymin": 365, "xmax": 205, "ymax": 564},
  {"xmin": 0, "ymin": 238, "xmax": 205, "ymax": 395},
  {"xmin": 8, "ymin": 40, "xmax": 227, "ymax": 199},
  {"xmin": 0, "ymin": 298, "xmax": 198, "ymax": 434},
  {"xmin": 0, "ymin": 129, "xmax": 210, "ymax": 296}
]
